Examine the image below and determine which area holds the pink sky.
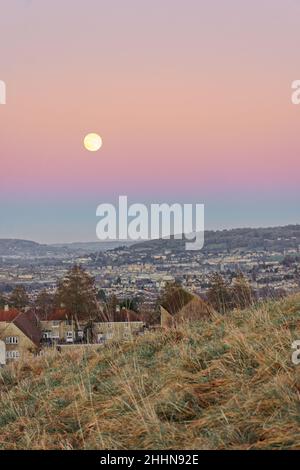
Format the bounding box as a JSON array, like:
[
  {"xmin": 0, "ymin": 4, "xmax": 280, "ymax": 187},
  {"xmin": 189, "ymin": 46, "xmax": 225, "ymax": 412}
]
[{"xmin": 0, "ymin": 0, "xmax": 300, "ymax": 242}]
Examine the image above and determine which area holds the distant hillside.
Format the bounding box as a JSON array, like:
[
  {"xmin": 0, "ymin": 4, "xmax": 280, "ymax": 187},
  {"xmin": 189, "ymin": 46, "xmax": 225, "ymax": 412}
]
[
  {"xmin": 129, "ymin": 224, "xmax": 300, "ymax": 254},
  {"xmin": 1, "ymin": 294, "xmax": 300, "ymax": 449},
  {"xmin": 0, "ymin": 239, "xmax": 64, "ymax": 257},
  {"xmin": 1, "ymin": 224, "xmax": 300, "ymax": 260},
  {"xmin": 0, "ymin": 239, "xmax": 134, "ymax": 259},
  {"xmin": 52, "ymin": 240, "xmax": 135, "ymax": 254}
]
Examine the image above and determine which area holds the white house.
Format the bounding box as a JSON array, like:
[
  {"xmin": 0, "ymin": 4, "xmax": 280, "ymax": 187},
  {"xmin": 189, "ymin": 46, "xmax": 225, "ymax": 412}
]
[{"xmin": 0, "ymin": 340, "xmax": 6, "ymax": 366}]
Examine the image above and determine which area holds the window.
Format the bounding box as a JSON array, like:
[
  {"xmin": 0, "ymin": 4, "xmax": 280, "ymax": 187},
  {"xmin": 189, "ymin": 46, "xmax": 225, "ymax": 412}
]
[
  {"xmin": 6, "ymin": 351, "xmax": 20, "ymax": 359},
  {"xmin": 52, "ymin": 321, "xmax": 60, "ymax": 327},
  {"xmin": 66, "ymin": 331, "xmax": 74, "ymax": 342},
  {"xmin": 5, "ymin": 336, "xmax": 19, "ymax": 345},
  {"xmin": 97, "ymin": 333, "xmax": 105, "ymax": 343}
]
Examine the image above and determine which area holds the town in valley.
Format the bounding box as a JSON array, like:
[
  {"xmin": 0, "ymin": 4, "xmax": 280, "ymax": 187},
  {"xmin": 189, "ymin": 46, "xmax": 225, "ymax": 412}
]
[{"xmin": 0, "ymin": 224, "xmax": 300, "ymax": 366}]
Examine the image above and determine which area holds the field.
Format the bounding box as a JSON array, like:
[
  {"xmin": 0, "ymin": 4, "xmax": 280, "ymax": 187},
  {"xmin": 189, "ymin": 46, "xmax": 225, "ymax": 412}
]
[{"xmin": 1, "ymin": 295, "xmax": 300, "ymax": 450}]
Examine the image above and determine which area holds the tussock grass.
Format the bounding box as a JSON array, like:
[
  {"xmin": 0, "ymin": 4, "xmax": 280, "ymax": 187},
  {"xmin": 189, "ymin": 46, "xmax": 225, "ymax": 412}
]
[{"xmin": 0, "ymin": 295, "xmax": 300, "ymax": 449}]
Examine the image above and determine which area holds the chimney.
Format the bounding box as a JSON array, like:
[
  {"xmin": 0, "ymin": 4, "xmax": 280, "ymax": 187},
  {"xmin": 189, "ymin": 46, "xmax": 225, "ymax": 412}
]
[{"xmin": 4, "ymin": 305, "xmax": 9, "ymax": 312}]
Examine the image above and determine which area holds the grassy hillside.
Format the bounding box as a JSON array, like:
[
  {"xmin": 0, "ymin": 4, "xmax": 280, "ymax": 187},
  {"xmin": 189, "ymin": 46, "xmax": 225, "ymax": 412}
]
[{"xmin": 1, "ymin": 295, "xmax": 300, "ymax": 450}]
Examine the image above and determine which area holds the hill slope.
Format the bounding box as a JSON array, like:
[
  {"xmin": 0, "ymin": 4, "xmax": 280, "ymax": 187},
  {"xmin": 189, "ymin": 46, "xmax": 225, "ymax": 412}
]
[
  {"xmin": 129, "ymin": 224, "xmax": 300, "ymax": 254},
  {"xmin": 1, "ymin": 295, "xmax": 300, "ymax": 450}
]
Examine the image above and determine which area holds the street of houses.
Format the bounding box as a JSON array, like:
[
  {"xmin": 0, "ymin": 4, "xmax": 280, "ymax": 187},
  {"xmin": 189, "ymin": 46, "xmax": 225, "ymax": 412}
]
[
  {"xmin": 0, "ymin": 305, "xmax": 146, "ymax": 366},
  {"xmin": 0, "ymin": 291, "xmax": 215, "ymax": 366}
]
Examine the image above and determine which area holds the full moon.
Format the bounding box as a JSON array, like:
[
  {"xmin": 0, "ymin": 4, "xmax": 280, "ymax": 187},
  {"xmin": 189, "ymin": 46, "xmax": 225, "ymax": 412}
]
[{"xmin": 84, "ymin": 133, "xmax": 103, "ymax": 152}]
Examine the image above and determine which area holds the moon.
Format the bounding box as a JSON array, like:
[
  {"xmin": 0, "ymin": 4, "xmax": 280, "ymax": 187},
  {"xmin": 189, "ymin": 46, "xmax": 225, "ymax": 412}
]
[{"xmin": 84, "ymin": 133, "xmax": 103, "ymax": 152}]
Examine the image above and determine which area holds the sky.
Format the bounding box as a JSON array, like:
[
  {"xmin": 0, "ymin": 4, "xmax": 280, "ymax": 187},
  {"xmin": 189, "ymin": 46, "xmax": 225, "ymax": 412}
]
[{"xmin": 0, "ymin": 0, "xmax": 300, "ymax": 243}]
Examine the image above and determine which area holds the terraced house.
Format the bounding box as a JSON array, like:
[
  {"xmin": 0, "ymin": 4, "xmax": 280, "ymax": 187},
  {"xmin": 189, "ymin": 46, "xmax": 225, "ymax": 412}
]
[
  {"xmin": 91, "ymin": 308, "xmax": 145, "ymax": 343},
  {"xmin": 0, "ymin": 305, "xmax": 146, "ymax": 362},
  {"xmin": 38, "ymin": 307, "xmax": 145, "ymax": 345},
  {"xmin": 0, "ymin": 307, "xmax": 42, "ymax": 364},
  {"xmin": 38, "ymin": 309, "xmax": 85, "ymax": 344}
]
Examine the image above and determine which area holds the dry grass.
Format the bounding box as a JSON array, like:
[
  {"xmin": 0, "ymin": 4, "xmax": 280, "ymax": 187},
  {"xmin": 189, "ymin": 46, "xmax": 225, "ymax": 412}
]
[{"xmin": 1, "ymin": 294, "xmax": 300, "ymax": 450}]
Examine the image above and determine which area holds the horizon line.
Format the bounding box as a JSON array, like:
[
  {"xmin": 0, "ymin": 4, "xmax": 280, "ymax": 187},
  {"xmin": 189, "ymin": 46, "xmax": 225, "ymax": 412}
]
[{"xmin": 1, "ymin": 221, "xmax": 299, "ymax": 246}]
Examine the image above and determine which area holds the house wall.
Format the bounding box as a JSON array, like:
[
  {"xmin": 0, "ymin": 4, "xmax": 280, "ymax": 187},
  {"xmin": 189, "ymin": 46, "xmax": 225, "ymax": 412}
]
[
  {"xmin": 93, "ymin": 321, "xmax": 144, "ymax": 343},
  {"xmin": 0, "ymin": 322, "xmax": 36, "ymax": 362},
  {"xmin": 40, "ymin": 320, "xmax": 84, "ymax": 343},
  {"xmin": 40, "ymin": 320, "xmax": 144, "ymax": 344},
  {"xmin": 0, "ymin": 340, "xmax": 5, "ymax": 366},
  {"xmin": 160, "ymin": 307, "xmax": 174, "ymax": 328}
]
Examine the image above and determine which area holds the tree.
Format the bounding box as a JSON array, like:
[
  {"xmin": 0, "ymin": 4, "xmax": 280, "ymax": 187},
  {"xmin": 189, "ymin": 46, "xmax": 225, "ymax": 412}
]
[
  {"xmin": 103, "ymin": 294, "xmax": 119, "ymax": 321},
  {"xmin": 0, "ymin": 293, "xmax": 7, "ymax": 309},
  {"xmin": 230, "ymin": 273, "xmax": 254, "ymax": 309},
  {"xmin": 54, "ymin": 265, "xmax": 99, "ymax": 324},
  {"xmin": 35, "ymin": 289, "xmax": 54, "ymax": 317},
  {"xmin": 119, "ymin": 297, "xmax": 140, "ymax": 313},
  {"xmin": 207, "ymin": 273, "xmax": 231, "ymax": 314},
  {"xmin": 97, "ymin": 289, "xmax": 107, "ymax": 303},
  {"xmin": 10, "ymin": 286, "xmax": 29, "ymax": 311}
]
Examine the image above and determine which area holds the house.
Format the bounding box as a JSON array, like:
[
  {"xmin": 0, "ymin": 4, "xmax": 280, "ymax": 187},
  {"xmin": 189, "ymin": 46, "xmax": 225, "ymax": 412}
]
[
  {"xmin": 38, "ymin": 309, "xmax": 86, "ymax": 344},
  {"xmin": 0, "ymin": 307, "xmax": 42, "ymax": 362},
  {"xmin": 38, "ymin": 307, "xmax": 144, "ymax": 344},
  {"xmin": 92, "ymin": 309, "xmax": 145, "ymax": 343},
  {"xmin": 92, "ymin": 321, "xmax": 144, "ymax": 343},
  {"xmin": 37, "ymin": 306, "xmax": 145, "ymax": 345},
  {"xmin": 160, "ymin": 293, "xmax": 216, "ymax": 328}
]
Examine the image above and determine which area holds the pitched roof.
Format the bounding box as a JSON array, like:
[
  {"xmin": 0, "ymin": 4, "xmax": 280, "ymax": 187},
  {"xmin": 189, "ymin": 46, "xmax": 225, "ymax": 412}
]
[
  {"xmin": 38, "ymin": 308, "xmax": 141, "ymax": 323},
  {"xmin": 38, "ymin": 308, "xmax": 99, "ymax": 322},
  {"xmin": 14, "ymin": 314, "xmax": 42, "ymax": 347},
  {"xmin": 0, "ymin": 309, "xmax": 42, "ymax": 347},
  {"xmin": 174, "ymin": 296, "xmax": 215, "ymax": 322},
  {"xmin": 160, "ymin": 306, "xmax": 174, "ymax": 328},
  {"xmin": 114, "ymin": 309, "xmax": 141, "ymax": 322},
  {"xmin": 96, "ymin": 307, "xmax": 141, "ymax": 323},
  {"xmin": 160, "ymin": 287, "xmax": 194, "ymax": 315},
  {"xmin": 161, "ymin": 294, "xmax": 216, "ymax": 326},
  {"xmin": 0, "ymin": 308, "xmax": 19, "ymax": 322},
  {"xmin": 37, "ymin": 308, "xmax": 70, "ymax": 321}
]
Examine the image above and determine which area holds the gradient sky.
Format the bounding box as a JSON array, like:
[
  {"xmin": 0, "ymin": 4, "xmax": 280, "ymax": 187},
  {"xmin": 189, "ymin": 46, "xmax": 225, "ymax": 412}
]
[{"xmin": 0, "ymin": 0, "xmax": 300, "ymax": 243}]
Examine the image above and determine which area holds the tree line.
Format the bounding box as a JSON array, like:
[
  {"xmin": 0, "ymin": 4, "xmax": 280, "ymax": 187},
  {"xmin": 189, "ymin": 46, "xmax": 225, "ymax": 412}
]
[{"xmin": 0, "ymin": 265, "xmax": 259, "ymax": 323}]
